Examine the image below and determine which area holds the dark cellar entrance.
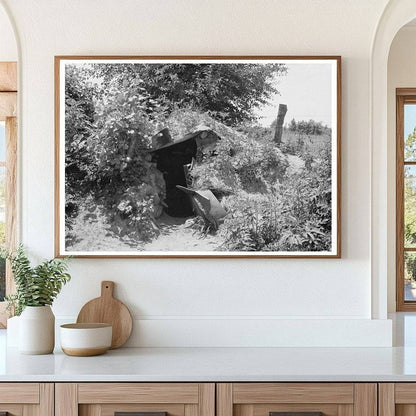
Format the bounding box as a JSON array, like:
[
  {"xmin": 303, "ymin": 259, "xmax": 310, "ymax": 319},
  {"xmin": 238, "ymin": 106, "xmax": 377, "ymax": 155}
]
[{"xmin": 152, "ymin": 137, "xmax": 198, "ymax": 218}]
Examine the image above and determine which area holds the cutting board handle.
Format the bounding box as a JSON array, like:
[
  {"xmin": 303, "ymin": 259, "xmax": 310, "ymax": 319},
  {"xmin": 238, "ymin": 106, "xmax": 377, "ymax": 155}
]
[{"xmin": 101, "ymin": 281, "xmax": 115, "ymax": 298}]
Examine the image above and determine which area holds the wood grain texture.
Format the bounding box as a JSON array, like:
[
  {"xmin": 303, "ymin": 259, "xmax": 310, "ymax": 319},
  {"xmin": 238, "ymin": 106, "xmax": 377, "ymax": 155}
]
[
  {"xmin": 337, "ymin": 404, "xmax": 353, "ymax": 416},
  {"xmin": 217, "ymin": 384, "xmax": 233, "ymax": 416},
  {"xmin": 78, "ymin": 383, "xmax": 199, "ymax": 404},
  {"xmin": 353, "ymin": 384, "xmax": 377, "ymax": 416},
  {"xmin": 0, "ymin": 62, "xmax": 17, "ymax": 92},
  {"xmin": 55, "ymin": 383, "xmax": 78, "ymax": 416},
  {"xmin": 0, "ymin": 383, "xmax": 39, "ymax": 403},
  {"xmin": 5, "ymin": 116, "xmax": 17, "ymax": 294},
  {"xmin": 0, "ymin": 116, "xmax": 17, "ymax": 328},
  {"xmin": 54, "ymin": 55, "xmax": 341, "ymax": 259},
  {"xmin": 80, "ymin": 404, "xmax": 101, "ymax": 416},
  {"xmin": 23, "ymin": 404, "xmax": 39, "ymax": 416},
  {"xmin": 100, "ymin": 403, "xmax": 185, "ymax": 416},
  {"xmin": 199, "ymin": 384, "xmax": 215, "ymax": 416},
  {"xmin": 397, "ymin": 93, "xmax": 406, "ymax": 311},
  {"xmin": 395, "ymin": 383, "xmax": 416, "ymax": 403},
  {"xmin": 396, "ymin": 89, "xmax": 416, "ymax": 96},
  {"xmin": 39, "ymin": 383, "xmax": 54, "ymax": 416},
  {"xmin": 379, "ymin": 384, "xmax": 395, "ymax": 416},
  {"xmin": 396, "ymin": 405, "xmax": 416, "ymax": 416},
  {"xmin": 76, "ymin": 281, "xmax": 133, "ymax": 348},
  {"xmin": 250, "ymin": 403, "xmax": 339, "ymax": 416},
  {"xmin": 54, "ymin": 56, "xmax": 61, "ymax": 258},
  {"xmin": 336, "ymin": 54, "xmax": 342, "ymax": 258},
  {"xmin": 237, "ymin": 404, "xmax": 253, "ymax": 416},
  {"xmin": 185, "ymin": 404, "xmax": 199, "ymax": 416},
  {"xmin": 0, "ymin": 405, "xmax": 23, "ymax": 416},
  {"xmin": 0, "ymin": 92, "xmax": 16, "ymax": 120},
  {"xmin": 233, "ymin": 383, "xmax": 354, "ymax": 404},
  {"xmin": 396, "ymin": 90, "xmax": 416, "ymax": 311}
]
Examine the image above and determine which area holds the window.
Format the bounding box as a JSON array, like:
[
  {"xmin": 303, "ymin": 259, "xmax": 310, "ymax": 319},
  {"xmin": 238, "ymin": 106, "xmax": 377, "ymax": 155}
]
[
  {"xmin": 0, "ymin": 121, "xmax": 6, "ymax": 301},
  {"xmin": 0, "ymin": 62, "xmax": 17, "ymax": 327},
  {"xmin": 396, "ymin": 89, "xmax": 416, "ymax": 310}
]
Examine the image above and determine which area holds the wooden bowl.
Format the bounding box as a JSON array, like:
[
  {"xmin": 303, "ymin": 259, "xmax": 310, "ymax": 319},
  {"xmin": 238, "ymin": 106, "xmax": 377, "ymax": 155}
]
[{"xmin": 60, "ymin": 323, "xmax": 112, "ymax": 356}]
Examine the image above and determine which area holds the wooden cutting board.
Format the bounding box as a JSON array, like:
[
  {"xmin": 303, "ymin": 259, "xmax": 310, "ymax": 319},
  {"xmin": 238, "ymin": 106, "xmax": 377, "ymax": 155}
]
[{"xmin": 76, "ymin": 281, "xmax": 133, "ymax": 349}]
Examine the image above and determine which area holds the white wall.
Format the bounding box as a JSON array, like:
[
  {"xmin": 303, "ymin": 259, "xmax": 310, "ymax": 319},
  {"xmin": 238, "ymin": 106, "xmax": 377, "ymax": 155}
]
[
  {"xmin": 1, "ymin": 0, "xmax": 393, "ymax": 346},
  {"xmin": 0, "ymin": 4, "xmax": 17, "ymax": 61},
  {"xmin": 387, "ymin": 25, "xmax": 416, "ymax": 312}
]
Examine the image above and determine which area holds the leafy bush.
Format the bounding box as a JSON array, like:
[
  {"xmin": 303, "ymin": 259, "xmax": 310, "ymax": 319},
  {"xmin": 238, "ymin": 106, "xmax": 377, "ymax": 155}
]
[
  {"xmin": 2, "ymin": 246, "xmax": 71, "ymax": 316},
  {"xmin": 287, "ymin": 118, "xmax": 330, "ymax": 136},
  {"xmin": 405, "ymin": 253, "xmax": 416, "ymax": 282},
  {"xmin": 93, "ymin": 63, "xmax": 287, "ymax": 126},
  {"xmin": 0, "ymin": 223, "xmax": 6, "ymax": 246},
  {"xmin": 65, "ymin": 66, "xmax": 166, "ymax": 243},
  {"xmin": 219, "ymin": 149, "xmax": 332, "ymax": 252},
  {"xmin": 65, "ymin": 65, "xmax": 96, "ymax": 200}
]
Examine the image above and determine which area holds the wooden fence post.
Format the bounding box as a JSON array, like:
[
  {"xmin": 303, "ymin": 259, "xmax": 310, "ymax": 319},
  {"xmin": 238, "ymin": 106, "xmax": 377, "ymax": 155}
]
[{"xmin": 274, "ymin": 103, "xmax": 287, "ymax": 146}]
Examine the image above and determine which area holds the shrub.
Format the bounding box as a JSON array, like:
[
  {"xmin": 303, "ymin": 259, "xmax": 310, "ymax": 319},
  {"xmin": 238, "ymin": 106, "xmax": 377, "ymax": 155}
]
[
  {"xmin": 219, "ymin": 149, "xmax": 332, "ymax": 252},
  {"xmin": 164, "ymin": 108, "xmax": 288, "ymax": 196},
  {"xmin": 66, "ymin": 67, "xmax": 166, "ymax": 243},
  {"xmin": 3, "ymin": 246, "xmax": 71, "ymax": 316}
]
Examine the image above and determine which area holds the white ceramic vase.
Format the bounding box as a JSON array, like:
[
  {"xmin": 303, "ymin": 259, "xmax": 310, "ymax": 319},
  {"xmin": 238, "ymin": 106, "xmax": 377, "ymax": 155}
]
[
  {"xmin": 19, "ymin": 306, "xmax": 55, "ymax": 354},
  {"xmin": 6, "ymin": 315, "xmax": 20, "ymax": 347}
]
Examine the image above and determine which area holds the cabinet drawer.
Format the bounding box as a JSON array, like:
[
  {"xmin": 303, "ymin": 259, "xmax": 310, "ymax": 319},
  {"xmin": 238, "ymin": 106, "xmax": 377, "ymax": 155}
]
[
  {"xmin": 0, "ymin": 383, "xmax": 53, "ymax": 416},
  {"xmin": 56, "ymin": 383, "xmax": 215, "ymax": 416},
  {"xmin": 217, "ymin": 383, "xmax": 376, "ymax": 416},
  {"xmin": 0, "ymin": 383, "xmax": 39, "ymax": 404}
]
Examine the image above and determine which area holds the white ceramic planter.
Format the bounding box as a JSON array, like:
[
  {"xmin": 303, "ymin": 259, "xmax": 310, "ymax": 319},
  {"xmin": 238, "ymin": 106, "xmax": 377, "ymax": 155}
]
[
  {"xmin": 19, "ymin": 306, "xmax": 55, "ymax": 354},
  {"xmin": 6, "ymin": 315, "xmax": 20, "ymax": 347}
]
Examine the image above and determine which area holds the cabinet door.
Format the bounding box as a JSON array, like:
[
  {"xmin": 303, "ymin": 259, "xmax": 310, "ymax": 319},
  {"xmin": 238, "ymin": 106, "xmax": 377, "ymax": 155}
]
[
  {"xmin": 0, "ymin": 383, "xmax": 53, "ymax": 416},
  {"xmin": 217, "ymin": 383, "xmax": 377, "ymax": 416},
  {"xmin": 56, "ymin": 383, "xmax": 215, "ymax": 416},
  {"xmin": 379, "ymin": 383, "xmax": 416, "ymax": 416}
]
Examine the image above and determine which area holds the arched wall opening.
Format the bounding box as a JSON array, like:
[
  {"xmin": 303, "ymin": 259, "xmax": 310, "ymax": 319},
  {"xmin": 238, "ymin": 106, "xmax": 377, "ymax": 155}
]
[
  {"xmin": 0, "ymin": 2, "xmax": 17, "ymax": 61},
  {"xmin": 387, "ymin": 19, "xmax": 416, "ymax": 313},
  {"xmin": 371, "ymin": 0, "xmax": 416, "ymax": 319}
]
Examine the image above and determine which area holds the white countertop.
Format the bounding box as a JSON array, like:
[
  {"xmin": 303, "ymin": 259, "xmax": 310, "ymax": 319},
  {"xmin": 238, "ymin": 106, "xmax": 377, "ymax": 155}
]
[{"xmin": 1, "ymin": 328, "xmax": 416, "ymax": 382}]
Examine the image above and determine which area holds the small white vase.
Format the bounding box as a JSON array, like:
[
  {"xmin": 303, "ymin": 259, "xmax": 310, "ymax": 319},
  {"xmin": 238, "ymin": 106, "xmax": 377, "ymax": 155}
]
[{"xmin": 19, "ymin": 306, "xmax": 55, "ymax": 354}]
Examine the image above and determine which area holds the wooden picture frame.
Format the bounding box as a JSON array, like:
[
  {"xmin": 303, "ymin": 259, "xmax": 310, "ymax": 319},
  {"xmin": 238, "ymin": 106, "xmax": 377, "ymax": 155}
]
[{"xmin": 55, "ymin": 56, "xmax": 341, "ymax": 258}]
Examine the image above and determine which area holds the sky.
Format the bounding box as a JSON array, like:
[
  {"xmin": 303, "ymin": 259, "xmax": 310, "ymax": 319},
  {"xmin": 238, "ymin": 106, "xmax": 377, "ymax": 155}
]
[
  {"xmin": 405, "ymin": 104, "xmax": 416, "ymax": 138},
  {"xmin": 255, "ymin": 62, "xmax": 333, "ymax": 128}
]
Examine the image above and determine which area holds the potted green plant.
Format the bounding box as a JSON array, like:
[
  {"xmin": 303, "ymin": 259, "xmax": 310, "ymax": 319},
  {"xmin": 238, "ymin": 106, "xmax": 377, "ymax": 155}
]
[{"xmin": 3, "ymin": 246, "xmax": 71, "ymax": 354}]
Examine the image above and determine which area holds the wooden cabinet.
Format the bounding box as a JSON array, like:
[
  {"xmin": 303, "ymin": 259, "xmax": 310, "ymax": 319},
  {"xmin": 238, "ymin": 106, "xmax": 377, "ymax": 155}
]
[
  {"xmin": 55, "ymin": 383, "xmax": 215, "ymax": 416},
  {"xmin": 0, "ymin": 381, "xmax": 389, "ymax": 416},
  {"xmin": 0, "ymin": 383, "xmax": 53, "ymax": 416},
  {"xmin": 379, "ymin": 383, "xmax": 416, "ymax": 416},
  {"xmin": 217, "ymin": 383, "xmax": 377, "ymax": 416}
]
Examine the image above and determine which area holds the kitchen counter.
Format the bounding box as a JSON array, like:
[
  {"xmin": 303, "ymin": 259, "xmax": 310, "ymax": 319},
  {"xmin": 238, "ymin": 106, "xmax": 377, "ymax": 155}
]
[{"xmin": 1, "ymin": 330, "xmax": 416, "ymax": 382}]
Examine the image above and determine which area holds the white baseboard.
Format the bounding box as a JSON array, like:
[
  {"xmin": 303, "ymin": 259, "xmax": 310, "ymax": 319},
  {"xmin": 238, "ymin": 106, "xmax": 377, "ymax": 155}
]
[{"xmin": 56, "ymin": 317, "xmax": 392, "ymax": 347}]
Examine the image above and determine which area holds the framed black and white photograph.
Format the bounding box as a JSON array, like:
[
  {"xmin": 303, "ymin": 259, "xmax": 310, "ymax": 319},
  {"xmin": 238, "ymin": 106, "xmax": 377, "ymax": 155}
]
[{"xmin": 55, "ymin": 56, "xmax": 341, "ymax": 258}]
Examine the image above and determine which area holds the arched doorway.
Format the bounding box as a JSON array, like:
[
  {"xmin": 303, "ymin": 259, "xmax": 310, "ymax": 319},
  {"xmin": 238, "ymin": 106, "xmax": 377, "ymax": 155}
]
[{"xmin": 371, "ymin": 0, "xmax": 416, "ymax": 320}]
